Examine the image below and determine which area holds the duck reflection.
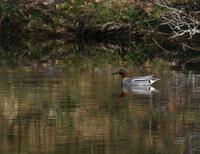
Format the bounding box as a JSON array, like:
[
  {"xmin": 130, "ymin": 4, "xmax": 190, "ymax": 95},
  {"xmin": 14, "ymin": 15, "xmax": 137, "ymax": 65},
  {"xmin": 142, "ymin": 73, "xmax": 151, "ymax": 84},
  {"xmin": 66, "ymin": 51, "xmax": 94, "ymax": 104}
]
[{"xmin": 118, "ymin": 85, "xmax": 160, "ymax": 100}]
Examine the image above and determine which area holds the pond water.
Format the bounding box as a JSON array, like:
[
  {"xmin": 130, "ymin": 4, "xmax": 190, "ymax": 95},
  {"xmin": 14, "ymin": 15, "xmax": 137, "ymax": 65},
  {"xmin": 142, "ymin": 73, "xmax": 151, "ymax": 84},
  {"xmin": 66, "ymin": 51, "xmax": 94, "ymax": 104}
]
[
  {"xmin": 0, "ymin": 61, "xmax": 199, "ymax": 154},
  {"xmin": 0, "ymin": 38, "xmax": 200, "ymax": 154}
]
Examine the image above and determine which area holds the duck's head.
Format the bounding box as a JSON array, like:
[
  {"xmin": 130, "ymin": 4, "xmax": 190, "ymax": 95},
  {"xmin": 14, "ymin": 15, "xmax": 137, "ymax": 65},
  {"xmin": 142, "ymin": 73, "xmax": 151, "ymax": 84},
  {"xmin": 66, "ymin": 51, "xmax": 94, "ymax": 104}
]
[{"xmin": 113, "ymin": 69, "xmax": 128, "ymax": 78}]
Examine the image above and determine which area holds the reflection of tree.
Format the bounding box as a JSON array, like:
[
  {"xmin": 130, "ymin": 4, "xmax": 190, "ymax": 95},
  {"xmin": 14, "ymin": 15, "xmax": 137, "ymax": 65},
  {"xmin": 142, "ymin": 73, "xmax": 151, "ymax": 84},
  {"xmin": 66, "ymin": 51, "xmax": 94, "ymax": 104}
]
[
  {"xmin": 150, "ymin": 71, "xmax": 200, "ymax": 153},
  {"xmin": 0, "ymin": 38, "xmax": 199, "ymax": 69},
  {"xmin": 0, "ymin": 64, "xmax": 199, "ymax": 153}
]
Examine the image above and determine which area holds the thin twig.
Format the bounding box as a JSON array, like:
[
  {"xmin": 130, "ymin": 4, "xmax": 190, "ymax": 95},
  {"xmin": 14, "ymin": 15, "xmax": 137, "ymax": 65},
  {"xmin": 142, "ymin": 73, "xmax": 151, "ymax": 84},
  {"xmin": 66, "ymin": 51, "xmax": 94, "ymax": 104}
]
[
  {"xmin": 182, "ymin": 43, "xmax": 200, "ymax": 52},
  {"xmin": 152, "ymin": 38, "xmax": 170, "ymax": 53}
]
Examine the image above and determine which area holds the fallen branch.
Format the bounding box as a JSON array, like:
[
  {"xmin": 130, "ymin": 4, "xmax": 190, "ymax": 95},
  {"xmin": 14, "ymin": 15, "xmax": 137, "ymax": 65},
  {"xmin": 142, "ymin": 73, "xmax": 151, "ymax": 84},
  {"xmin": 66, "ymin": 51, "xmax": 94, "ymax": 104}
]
[{"xmin": 155, "ymin": 1, "xmax": 200, "ymax": 38}]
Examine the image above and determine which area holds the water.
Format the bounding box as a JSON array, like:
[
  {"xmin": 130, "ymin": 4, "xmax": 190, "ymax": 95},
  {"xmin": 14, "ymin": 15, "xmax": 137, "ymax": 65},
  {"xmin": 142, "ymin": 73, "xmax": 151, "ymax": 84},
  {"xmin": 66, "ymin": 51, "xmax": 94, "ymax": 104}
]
[
  {"xmin": 0, "ymin": 62, "xmax": 199, "ymax": 154},
  {"xmin": 0, "ymin": 36, "xmax": 199, "ymax": 154}
]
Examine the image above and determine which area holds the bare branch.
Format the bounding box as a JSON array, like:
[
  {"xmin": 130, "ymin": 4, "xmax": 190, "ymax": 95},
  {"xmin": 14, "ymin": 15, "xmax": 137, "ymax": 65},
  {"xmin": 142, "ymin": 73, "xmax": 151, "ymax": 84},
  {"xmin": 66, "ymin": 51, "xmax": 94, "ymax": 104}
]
[{"xmin": 155, "ymin": 1, "xmax": 200, "ymax": 38}]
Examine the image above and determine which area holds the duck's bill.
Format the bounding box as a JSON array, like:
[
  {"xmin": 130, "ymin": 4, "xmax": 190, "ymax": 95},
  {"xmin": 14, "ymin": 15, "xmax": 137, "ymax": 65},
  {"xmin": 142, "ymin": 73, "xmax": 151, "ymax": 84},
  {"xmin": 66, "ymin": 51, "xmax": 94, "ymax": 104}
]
[{"xmin": 112, "ymin": 71, "xmax": 119, "ymax": 75}]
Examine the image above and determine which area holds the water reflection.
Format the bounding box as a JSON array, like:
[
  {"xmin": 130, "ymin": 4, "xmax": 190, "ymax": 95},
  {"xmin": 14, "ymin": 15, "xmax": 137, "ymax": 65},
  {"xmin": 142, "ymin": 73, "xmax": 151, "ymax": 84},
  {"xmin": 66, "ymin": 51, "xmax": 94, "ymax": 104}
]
[
  {"xmin": 117, "ymin": 85, "xmax": 159, "ymax": 102},
  {"xmin": 0, "ymin": 39, "xmax": 199, "ymax": 70},
  {"xmin": 0, "ymin": 64, "xmax": 199, "ymax": 153},
  {"xmin": 122, "ymin": 85, "xmax": 159, "ymax": 95}
]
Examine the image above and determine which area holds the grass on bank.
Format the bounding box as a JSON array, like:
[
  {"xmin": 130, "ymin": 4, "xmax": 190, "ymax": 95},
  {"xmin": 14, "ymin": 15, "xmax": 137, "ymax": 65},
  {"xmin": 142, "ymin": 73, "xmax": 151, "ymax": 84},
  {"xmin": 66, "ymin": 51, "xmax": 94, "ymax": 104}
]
[{"xmin": 0, "ymin": 0, "xmax": 164, "ymax": 38}]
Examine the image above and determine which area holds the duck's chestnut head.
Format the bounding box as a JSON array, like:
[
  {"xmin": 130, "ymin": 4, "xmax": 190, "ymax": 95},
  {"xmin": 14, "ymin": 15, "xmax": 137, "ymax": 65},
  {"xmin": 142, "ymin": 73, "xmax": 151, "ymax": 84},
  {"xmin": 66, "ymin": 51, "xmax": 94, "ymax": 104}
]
[{"xmin": 113, "ymin": 69, "xmax": 128, "ymax": 78}]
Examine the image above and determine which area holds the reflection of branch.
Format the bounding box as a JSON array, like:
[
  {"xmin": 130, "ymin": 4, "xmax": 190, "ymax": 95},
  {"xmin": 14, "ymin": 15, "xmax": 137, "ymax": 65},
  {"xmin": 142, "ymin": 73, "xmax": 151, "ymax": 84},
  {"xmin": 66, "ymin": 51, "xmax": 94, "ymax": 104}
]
[
  {"xmin": 0, "ymin": 16, "xmax": 4, "ymax": 26},
  {"xmin": 182, "ymin": 57, "xmax": 200, "ymax": 67},
  {"xmin": 0, "ymin": 45, "xmax": 3, "ymax": 53}
]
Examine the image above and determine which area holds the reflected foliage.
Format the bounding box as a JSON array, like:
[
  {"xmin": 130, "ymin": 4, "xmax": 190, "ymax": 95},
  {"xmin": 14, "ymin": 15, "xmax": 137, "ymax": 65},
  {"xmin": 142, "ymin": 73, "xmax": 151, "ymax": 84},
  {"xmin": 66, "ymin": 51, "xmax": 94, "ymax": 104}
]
[
  {"xmin": 0, "ymin": 37, "xmax": 199, "ymax": 71},
  {"xmin": 0, "ymin": 62, "xmax": 199, "ymax": 153}
]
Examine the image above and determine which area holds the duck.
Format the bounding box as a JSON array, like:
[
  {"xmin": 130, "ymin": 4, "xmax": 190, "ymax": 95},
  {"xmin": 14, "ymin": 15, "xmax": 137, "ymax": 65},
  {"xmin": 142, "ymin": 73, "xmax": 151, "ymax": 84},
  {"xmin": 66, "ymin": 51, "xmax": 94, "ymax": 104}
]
[{"xmin": 113, "ymin": 69, "xmax": 160, "ymax": 86}]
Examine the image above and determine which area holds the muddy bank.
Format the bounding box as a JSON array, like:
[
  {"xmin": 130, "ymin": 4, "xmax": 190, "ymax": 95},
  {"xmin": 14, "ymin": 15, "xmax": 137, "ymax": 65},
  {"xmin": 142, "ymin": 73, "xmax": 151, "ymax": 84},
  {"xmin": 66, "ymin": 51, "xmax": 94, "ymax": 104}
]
[{"xmin": 0, "ymin": 0, "xmax": 199, "ymax": 70}]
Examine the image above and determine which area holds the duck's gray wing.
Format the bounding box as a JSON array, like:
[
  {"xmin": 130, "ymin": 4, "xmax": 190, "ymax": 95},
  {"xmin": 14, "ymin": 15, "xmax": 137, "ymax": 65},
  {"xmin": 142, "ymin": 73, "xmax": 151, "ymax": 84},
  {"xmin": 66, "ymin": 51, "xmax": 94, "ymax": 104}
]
[
  {"xmin": 131, "ymin": 75, "xmax": 153, "ymax": 81},
  {"xmin": 129, "ymin": 78, "xmax": 152, "ymax": 86}
]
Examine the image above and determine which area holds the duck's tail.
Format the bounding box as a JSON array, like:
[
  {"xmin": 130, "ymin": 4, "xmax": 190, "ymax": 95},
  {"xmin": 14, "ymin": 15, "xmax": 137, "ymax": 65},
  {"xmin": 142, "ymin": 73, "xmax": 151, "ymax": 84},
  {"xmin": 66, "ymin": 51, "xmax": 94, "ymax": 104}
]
[{"xmin": 150, "ymin": 78, "xmax": 161, "ymax": 84}]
